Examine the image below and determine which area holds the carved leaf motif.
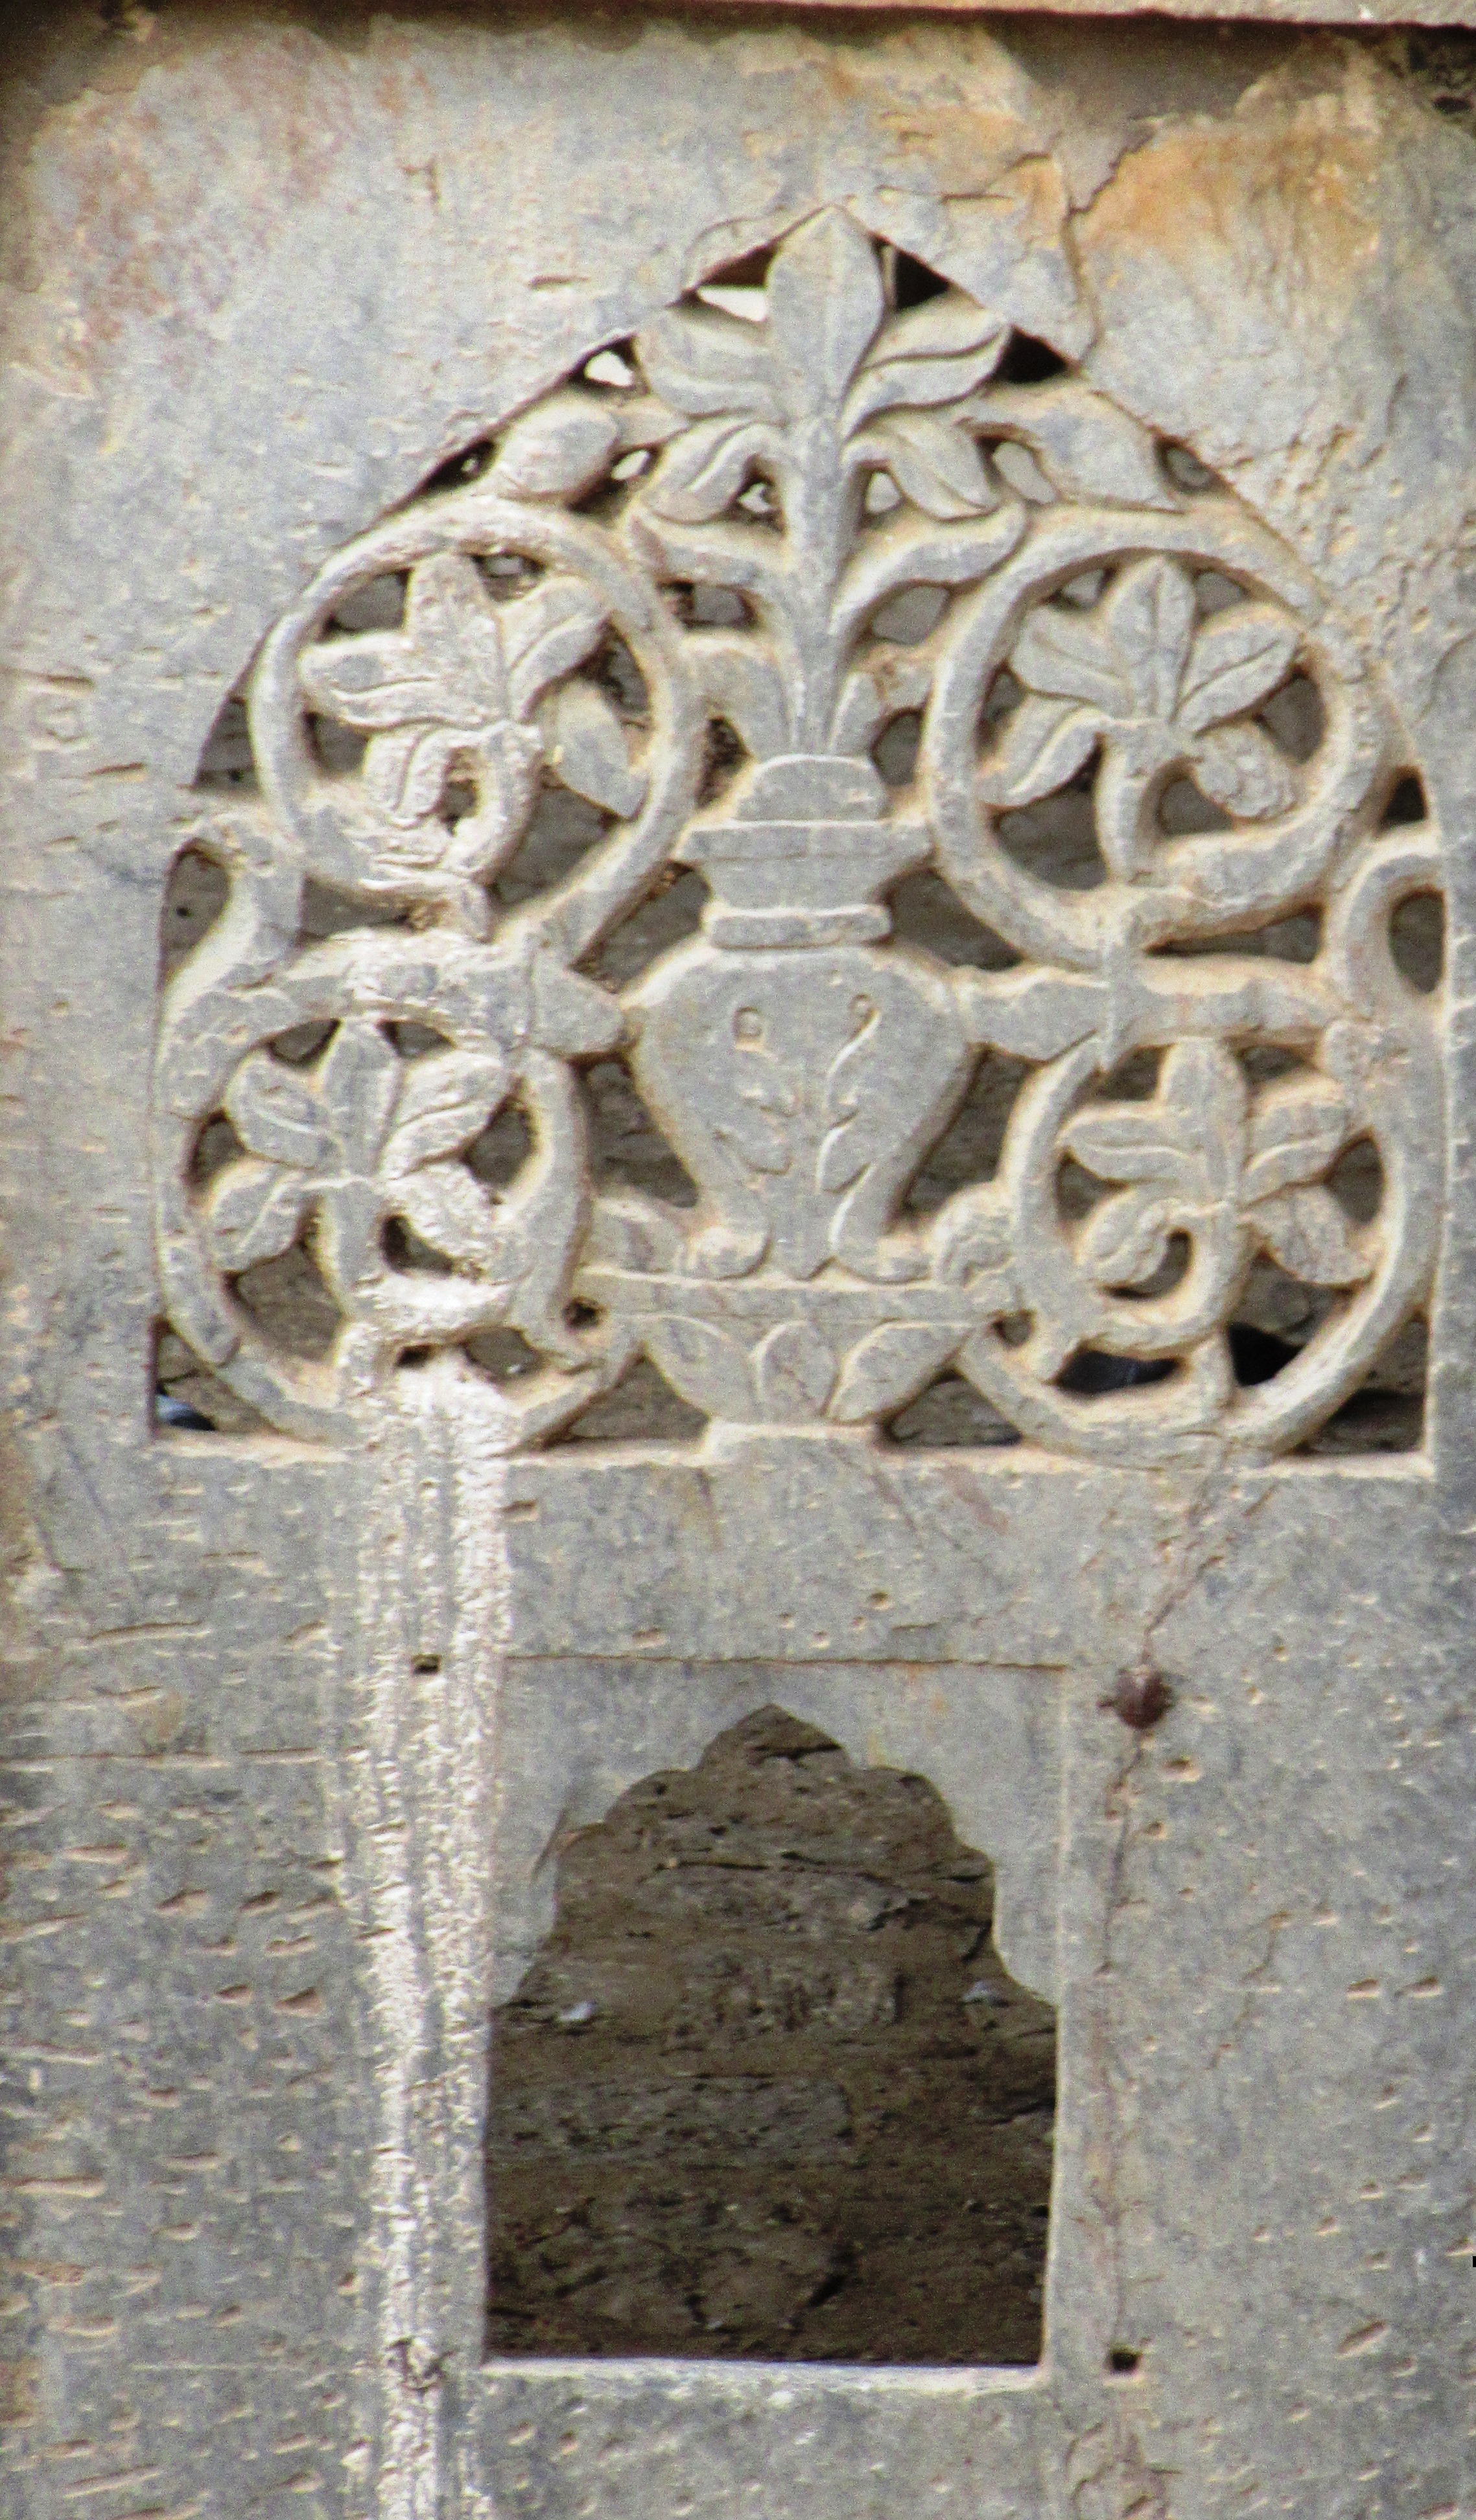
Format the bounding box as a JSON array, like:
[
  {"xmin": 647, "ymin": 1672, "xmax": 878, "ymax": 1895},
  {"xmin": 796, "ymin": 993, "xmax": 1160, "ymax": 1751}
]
[
  {"xmin": 207, "ymin": 1161, "xmax": 312, "ymax": 1272},
  {"xmin": 392, "ymin": 1165, "xmax": 505, "ymax": 1270},
  {"xmin": 487, "ymin": 390, "xmax": 622, "ymax": 501},
  {"xmin": 1191, "ymin": 721, "xmax": 1298, "ymax": 821},
  {"xmin": 302, "ymin": 554, "xmax": 510, "ymax": 736},
  {"xmin": 1241, "ymin": 1077, "xmax": 1348, "ymax": 1205},
  {"xmin": 226, "ymin": 1056, "xmax": 331, "ymax": 1169},
  {"xmin": 1103, "ymin": 556, "xmax": 1197, "ymax": 721},
  {"xmin": 644, "ymin": 417, "xmax": 774, "ymax": 523},
  {"xmin": 765, "ymin": 209, "xmax": 884, "ymax": 419},
  {"xmin": 382, "ymin": 1051, "xmax": 511, "ymax": 1176},
  {"xmin": 860, "ymin": 411, "xmax": 996, "ymax": 520},
  {"xmin": 690, "ymin": 633, "xmax": 793, "ymax": 760},
  {"xmin": 1063, "ymin": 1042, "xmax": 1247, "ymax": 1204},
  {"xmin": 363, "ymin": 723, "xmax": 465, "ymax": 826},
  {"xmin": 545, "ymin": 682, "xmax": 647, "ymax": 817},
  {"xmin": 1079, "ymin": 1187, "xmax": 1175, "ymax": 1289},
  {"xmin": 1000, "ymin": 559, "xmax": 1304, "ymax": 826},
  {"xmin": 716, "ymin": 1062, "xmax": 795, "ymax": 1178},
  {"xmin": 642, "ymin": 1315, "xmax": 756, "ymax": 1421},
  {"xmin": 164, "ymin": 207, "xmax": 1439, "ymax": 1461},
  {"xmin": 299, "ymin": 559, "xmax": 607, "ymax": 842},
  {"xmin": 831, "ymin": 508, "xmax": 1028, "ymax": 646},
  {"xmin": 974, "ymin": 382, "xmax": 1173, "ymax": 510},
  {"xmin": 753, "ymin": 1319, "xmax": 837, "ymax": 1420},
  {"xmin": 1011, "ymin": 601, "xmax": 1133, "ymax": 718},
  {"xmin": 1060, "ymin": 1104, "xmax": 1192, "ymax": 1188},
  {"xmin": 499, "ymin": 579, "xmax": 610, "ymax": 721},
  {"xmin": 830, "ymin": 1322, "xmax": 960, "ymax": 1422},
  {"xmin": 318, "ymin": 1023, "xmax": 404, "ymax": 1172},
  {"xmin": 978, "ymin": 694, "xmax": 1098, "ymax": 808},
  {"xmin": 1158, "ymin": 1038, "xmax": 1248, "ymax": 1193},
  {"xmin": 1177, "ymin": 604, "xmax": 1299, "ymax": 735},
  {"xmin": 636, "ymin": 303, "xmax": 780, "ymax": 422},
  {"xmin": 843, "ymin": 290, "xmax": 1007, "ymax": 433},
  {"xmin": 817, "ymin": 1009, "xmax": 897, "ymax": 1195},
  {"xmin": 1252, "ymin": 1185, "xmax": 1370, "ymax": 1285}
]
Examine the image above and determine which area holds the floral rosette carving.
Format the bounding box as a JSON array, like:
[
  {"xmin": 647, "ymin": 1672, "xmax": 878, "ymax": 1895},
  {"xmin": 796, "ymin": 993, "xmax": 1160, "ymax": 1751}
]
[{"xmin": 154, "ymin": 204, "xmax": 1444, "ymax": 1458}]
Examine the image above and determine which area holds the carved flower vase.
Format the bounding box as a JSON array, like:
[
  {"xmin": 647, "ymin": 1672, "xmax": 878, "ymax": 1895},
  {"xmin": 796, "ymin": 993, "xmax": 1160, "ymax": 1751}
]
[{"xmin": 627, "ymin": 753, "xmax": 972, "ymax": 1293}]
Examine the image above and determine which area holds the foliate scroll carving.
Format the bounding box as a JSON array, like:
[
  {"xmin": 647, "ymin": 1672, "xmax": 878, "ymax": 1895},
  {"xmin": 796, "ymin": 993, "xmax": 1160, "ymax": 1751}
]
[{"xmin": 154, "ymin": 209, "xmax": 1444, "ymax": 1460}]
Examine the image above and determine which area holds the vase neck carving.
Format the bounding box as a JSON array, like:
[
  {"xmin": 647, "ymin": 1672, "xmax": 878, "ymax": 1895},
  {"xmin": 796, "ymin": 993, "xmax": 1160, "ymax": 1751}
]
[{"xmin": 679, "ymin": 754, "xmax": 926, "ymax": 948}]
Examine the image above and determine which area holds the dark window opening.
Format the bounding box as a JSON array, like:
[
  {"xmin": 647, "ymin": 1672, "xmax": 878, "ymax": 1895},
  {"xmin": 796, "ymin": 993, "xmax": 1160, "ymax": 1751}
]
[{"xmin": 486, "ymin": 1708, "xmax": 1055, "ymax": 2364}]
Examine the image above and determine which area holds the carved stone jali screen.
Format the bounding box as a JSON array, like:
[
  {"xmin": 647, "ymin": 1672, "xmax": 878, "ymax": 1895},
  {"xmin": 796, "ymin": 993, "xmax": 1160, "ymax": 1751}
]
[{"xmin": 3, "ymin": 10, "xmax": 1475, "ymax": 2520}]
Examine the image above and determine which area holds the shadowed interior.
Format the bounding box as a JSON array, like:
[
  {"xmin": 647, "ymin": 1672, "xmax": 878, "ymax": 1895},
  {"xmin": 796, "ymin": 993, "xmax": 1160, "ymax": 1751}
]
[{"xmin": 486, "ymin": 1707, "xmax": 1056, "ymax": 2363}]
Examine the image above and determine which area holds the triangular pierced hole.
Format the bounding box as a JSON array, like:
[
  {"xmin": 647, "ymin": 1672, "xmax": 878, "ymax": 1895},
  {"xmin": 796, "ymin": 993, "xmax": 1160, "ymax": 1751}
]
[
  {"xmin": 994, "ymin": 332, "xmax": 1068, "ymax": 384},
  {"xmin": 549, "ymin": 1349, "xmax": 707, "ymax": 1445},
  {"xmin": 1381, "ymin": 770, "xmax": 1428, "ymax": 828},
  {"xmin": 194, "ymin": 693, "xmax": 256, "ymax": 793},
  {"xmin": 1300, "ymin": 1314, "xmax": 1427, "ymax": 1456},
  {"xmin": 884, "ymin": 1373, "xmax": 1022, "ymax": 1448},
  {"xmin": 235, "ymin": 1240, "xmax": 340, "ymax": 1361},
  {"xmin": 587, "ymin": 1059, "xmax": 700, "ymax": 1211},
  {"xmin": 585, "ymin": 867, "xmax": 708, "ymax": 994},
  {"xmin": 160, "ymin": 844, "xmax": 229, "ymax": 981},
  {"xmin": 906, "ymin": 1048, "xmax": 1027, "ymax": 1216},
  {"xmin": 154, "ymin": 1324, "xmax": 268, "ymax": 1438},
  {"xmin": 890, "ymin": 869, "xmax": 1017, "ymax": 974},
  {"xmin": 491, "ymin": 786, "xmax": 610, "ymax": 918},
  {"xmin": 996, "ymin": 753, "xmax": 1108, "ymax": 892}
]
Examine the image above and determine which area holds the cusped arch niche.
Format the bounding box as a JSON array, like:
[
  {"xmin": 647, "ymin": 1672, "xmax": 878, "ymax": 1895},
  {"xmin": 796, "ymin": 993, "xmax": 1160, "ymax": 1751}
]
[
  {"xmin": 487, "ymin": 1705, "xmax": 1057, "ymax": 2366},
  {"xmin": 152, "ymin": 205, "xmax": 1444, "ymax": 1463}
]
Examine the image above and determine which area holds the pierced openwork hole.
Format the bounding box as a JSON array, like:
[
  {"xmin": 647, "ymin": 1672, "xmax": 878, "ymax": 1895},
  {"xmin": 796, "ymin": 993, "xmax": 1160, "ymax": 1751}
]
[
  {"xmin": 549, "ymin": 1351, "xmax": 707, "ymax": 1445},
  {"xmin": 194, "ymin": 696, "xmax": 255, "ymax": 793},
  {"xmin": 418, "ymin": 439, "xmax": 495, "ymax": 497},
  {"xmin": 1389, "ymin": 890, "xmax": 1444, "ymax": 994},
  {"xmin": 885, "ymin": 1374, "xmax": 1021, "ymax": 1448},
  {"xmin": 464, "ymin": 1325, "xmax": 545, "ymax": 1386},
  {"xmin": 491, "ymin": 788, "xmax": 612, "ymax": 918},
  {"xmin": 329, "ymin": 572, "xmax": 407, "ymax": 635},
  {"xmin": 996, "ymin": 759, "xmax": 1108, "ymax": 892},
  {"xmin": 467, "ymin": 1100, "xmax": 535, "ymax": 1193},
  {"xmin": 1158, "ymin": 775, "xmax": 1232, "ymax": 837},
  {"xmin": 306, "ymin": 712, "xmax": 369, "ymax": 776},
  {"xmin": 1381, "ymin": 769, "xmax": 1428, "ymax": 828},
  {"xmin": 486, "ymin": 1709, "xmax": 1055, "ymax": 2363},
  {"xmin": 872, "ymin": 707, "xmax": 922, "ymax": 789},
  {"xmin": 888, "ymin": 869, "xmax": 1017, "ymax": 974},
  {"xmin": 697, "ymin": 714, "xmax": 746, "ymax": 805},
  {"xmin": 153, "ymin": 1324, "xmax": 269, "ymax": 1438},
  {"xmin": 381, "ymin": 1215, "xmax": 454, "ymax": 1278},
  {"xmin": 1056, "ymin": 1349, "xmax": 1178, "ymax": 1395},
  {"xmin": 585, "ymin": 1060, "xmax": 701, "ymax": 1211},
  {"xmin": 1162, "ymin": 441, "xmax": 1217, "ymax": 492},
  {"xmin": 904, "ymin": 1049, "xmax": 1028, "ymax": 1215},
  {"xmin": 235, "ymin": 1240, "xmax": 340, "ymax": 1360},
  {"xmin": 992, "ymin": 332, "xmax": 1068, "ymax": 384},
  {"xmin": 1300, "ymin": 1314, "xmax": 1427, "ymax": 1454},
  {"xmin": 160, "ymin": 845, "xmax": 229, "ymax": 980},
  {"xmin": 584, "ymin": 867, "xmax": 708, "ymax": 996}
]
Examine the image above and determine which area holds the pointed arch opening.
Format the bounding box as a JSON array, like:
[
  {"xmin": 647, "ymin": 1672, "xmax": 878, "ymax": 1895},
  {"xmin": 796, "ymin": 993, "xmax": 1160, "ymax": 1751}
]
[{"xmin": 486, "ymin": 1707, "xmax": 1055, "ymax": 2364}]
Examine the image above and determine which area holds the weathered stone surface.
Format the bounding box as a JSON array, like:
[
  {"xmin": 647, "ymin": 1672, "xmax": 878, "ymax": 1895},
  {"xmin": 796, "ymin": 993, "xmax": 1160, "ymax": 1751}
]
[{"xmin": 3, "ymin": 9, "xmax": 1475, "ymax": 2520}]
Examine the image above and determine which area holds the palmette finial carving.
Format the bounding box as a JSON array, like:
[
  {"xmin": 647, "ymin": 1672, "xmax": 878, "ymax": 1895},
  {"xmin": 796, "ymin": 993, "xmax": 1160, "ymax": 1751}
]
[{"xmin": 153, "ymin": 210, "xmax": 1444, "ymax": 1458}]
